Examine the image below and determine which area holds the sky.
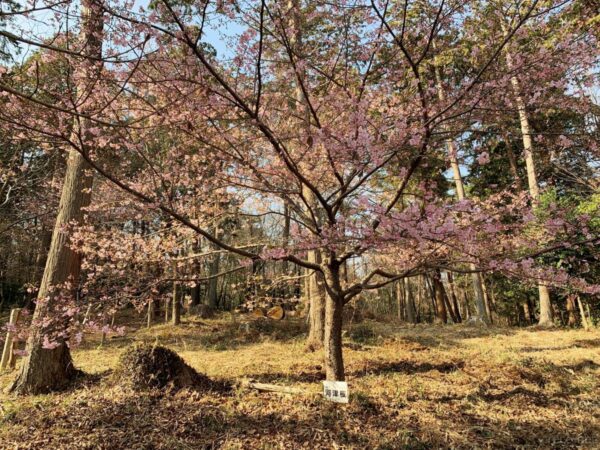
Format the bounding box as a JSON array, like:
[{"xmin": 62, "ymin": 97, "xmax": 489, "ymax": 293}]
[{"xmin": 3, "ymin": 0, "xmax": 242, "ymax": 65}]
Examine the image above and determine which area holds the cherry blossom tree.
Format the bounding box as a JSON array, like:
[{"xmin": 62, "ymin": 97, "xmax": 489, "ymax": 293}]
[{"xmin": 0, "ymin": 0, "xmax": 597, "ymax": 387}]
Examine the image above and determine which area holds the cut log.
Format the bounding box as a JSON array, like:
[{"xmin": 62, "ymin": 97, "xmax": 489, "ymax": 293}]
[{"xmin": 267, "ymin": 305, "xmax": 285, "ymax": 321}]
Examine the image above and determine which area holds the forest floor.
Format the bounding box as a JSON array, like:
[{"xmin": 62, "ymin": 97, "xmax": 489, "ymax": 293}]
[{"xmin": 0, "ymin": 314, "xmax": 599, "ymax": 449}]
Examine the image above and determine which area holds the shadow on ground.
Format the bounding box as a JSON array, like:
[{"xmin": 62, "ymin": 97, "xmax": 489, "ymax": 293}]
[{"xmin": 2, "ymin": 379, "xmax": 598, "ymax": 449}]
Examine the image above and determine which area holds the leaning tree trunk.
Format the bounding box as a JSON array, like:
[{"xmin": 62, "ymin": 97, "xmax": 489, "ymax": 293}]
[
  {"xmin": 577, "ymin": 296, "xmax": 591, "ymax": 330},
  {"xmin": 9, "ymin": 153, "xmax": 93, "ymax": 394},
  {"xmin": 9, "ymin": 0, "xmax": 103, "ymax": 395},
  {"xmin": 506, "ymin": 50, "xmax": 554, "ymax": 327}
]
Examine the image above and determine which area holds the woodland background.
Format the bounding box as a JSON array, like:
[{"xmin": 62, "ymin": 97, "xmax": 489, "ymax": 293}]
[{"xmin": 0, "ymin": 0, "xmax": 599, "ymax": 448}]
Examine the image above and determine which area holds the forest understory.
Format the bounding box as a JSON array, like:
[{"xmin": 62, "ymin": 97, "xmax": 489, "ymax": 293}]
[{"xmin": 1, "ymin": 316, "xmax": 599, "ymax": 450}]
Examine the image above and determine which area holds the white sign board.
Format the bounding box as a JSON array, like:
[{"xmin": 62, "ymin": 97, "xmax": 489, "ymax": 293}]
[{"xmin": 323, "ymin": 380, "xmax": 349, "ymax": 403}]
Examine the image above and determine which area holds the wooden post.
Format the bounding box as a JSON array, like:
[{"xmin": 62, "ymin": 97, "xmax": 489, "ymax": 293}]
[
  {"xmin": 1, "ymin": 308, "xmax": 21, "ymax": 371},
  {"xmin": 100, "ymin": 318, "xmax": 107, "ymax": 348},
  {"xmin": 171, "ymin": 260, "xmax": 180, "ymax": 326},
  {"xmin": 164, "ymin": 297, "xmax": 170, "ymax": 323},
  {"xmin": 147, "ymin": 299, "xmax": 155, "ymax": 328},
  {"xmin": 172, "ymin": 286, "xmax": 181, "ymax": 326}
]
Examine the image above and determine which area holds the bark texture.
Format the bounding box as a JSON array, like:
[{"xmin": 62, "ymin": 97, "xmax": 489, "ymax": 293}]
[{"xmin": 323, "ymin": 292, "xmax": 345, "ymax": 381}]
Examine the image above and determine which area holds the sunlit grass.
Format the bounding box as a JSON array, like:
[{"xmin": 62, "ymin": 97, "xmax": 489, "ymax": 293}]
[{"xmin": 1, "ymin": 315, "xmax": 599, "ymax": 448}]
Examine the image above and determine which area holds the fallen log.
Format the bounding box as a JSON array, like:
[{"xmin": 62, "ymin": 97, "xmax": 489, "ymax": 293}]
[{"xmin": 238, "ymin": 378, "xmax": 312, "ymax": 395}]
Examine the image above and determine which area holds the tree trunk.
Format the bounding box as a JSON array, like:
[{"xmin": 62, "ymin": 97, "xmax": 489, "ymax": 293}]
[
  {"xmin": 425, "ymin": 275, "xmax": 436, "ymax": 321},
  {"xmin": 481, "ymin": 274, "xmax": 494, "ymax": 325},
  {"xmin": 462, "ymin": 289, "xmax": 471, "ymax": 320},
  {"xmin": 506, "ymin": 50, "xmax": 554, "ymax": 327},
  {"xmin": 566, "ymin": 295, "xmax": 577, "ymax": 327},
  {"xmin": 190, "ymin": 283, "xmax": 201, "ymax": 307},
  {"xmin": 286, "ymin": 0, "xmax": 325, "ymax": 348},
  {"xmin": 170, "ymin": 261, "xmax": 182, "ymax": 326},
  {"xmin": 32, "ymin": 154, "xmax": 64, "ymax": 291},
  {"xmin": 190, "ymin": 240, "xmax": 201, "ymax": 307},
  {"xmin": 522, "ymin": 301, "xmax": 531, "ymax": 325},
  {"xmin": 206, "ymin": 246, "xmax": 220, "ymax": 310},
  {"xmin": 505, "ymin": 140, "xmax": 523, "ymax": 190},
  {"xmin": 147, "ymin": 299, "xmax": 155, "ymax": 328},
  {"xmin": 577, "ymin": 296, "xmax": 590, "ymax": 330},
  {"xmin": 164, "ymin": 297, "xmax": 170, "ymax": 323},
  {"xmin": 171, "ymin": 260, "xmax": 181, "ymax": 326},
  {"xmin": 404, "ymin": 278, "xmax": 416, "ymax": 323},
  {"xmin": 306, "ymin": 251, "xmax": 325, "ymax": 350},
  {"xmin": 172, "ymin": 286, "xmax": 181, "ymax": 326},
  {"xmin": 33, "ymin": 227, "xmax": 53, "ymax": 287},
  {"xmin": 431, "ymin": 271, "xmax": 448, "ymax": 324},
  {"xmin": 443, "ymin": 291, "xmax": 458, "ymax": 324},
  {"xmin": 10, "ymin": 146, "xmax": 95, "ymax": 394},
  {"xmin": 396, "ymin": 281, "xmax": 404, "ymax": 321},
  {"xmin": 282, "ymin": 201, "xmax": 291, "ymax": 283},
  {"xmin": 435, "ymin": 62, "xmax": 489, "ymax": 324},
  {"xmin": 302, "ymin": 268, "xmax": 311, "ymax": 318},
  {"xmin": 9, "ymin": 0, "xmax": 104, "ymax": 395},
  {"xmin": 417, "ymin": 275, "xmax": 425, "ymax": 322},
  {"xmin": 446, "ymin": 272, "xmax": 462, "ymax": 323},
  {"xmin": 537, "ymin": 285, "xmax": 554, "ymax": 327},
  {"xmin": 324, "ymin": 292, "xmax": 344, "ymax": 381}
]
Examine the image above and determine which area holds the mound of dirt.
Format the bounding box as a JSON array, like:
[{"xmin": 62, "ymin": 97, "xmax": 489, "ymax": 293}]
[{"xmin": 115, "ymin": 344, "xmax": 215, "ymax": 391}]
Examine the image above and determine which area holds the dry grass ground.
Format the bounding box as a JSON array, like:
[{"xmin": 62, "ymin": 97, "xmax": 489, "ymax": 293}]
[{"xmin": 1, "ymin": 314, "xmax": 599, "ymax": 449}]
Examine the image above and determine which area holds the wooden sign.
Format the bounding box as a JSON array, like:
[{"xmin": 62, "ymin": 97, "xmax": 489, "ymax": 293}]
[{"xmin": 323, "ymin": 380, "xmax": 349, "ymax": 403}]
